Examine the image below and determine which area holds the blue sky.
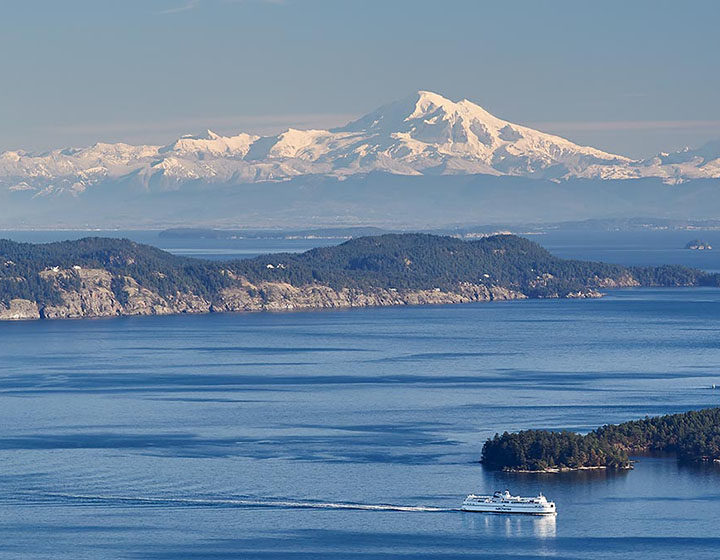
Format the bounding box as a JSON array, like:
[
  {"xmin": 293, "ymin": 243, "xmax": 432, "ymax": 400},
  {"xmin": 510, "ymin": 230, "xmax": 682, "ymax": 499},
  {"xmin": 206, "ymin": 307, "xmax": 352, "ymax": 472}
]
[{"xmin": 2, "ymin": 0, "xmax": 719, "ymax": 157}]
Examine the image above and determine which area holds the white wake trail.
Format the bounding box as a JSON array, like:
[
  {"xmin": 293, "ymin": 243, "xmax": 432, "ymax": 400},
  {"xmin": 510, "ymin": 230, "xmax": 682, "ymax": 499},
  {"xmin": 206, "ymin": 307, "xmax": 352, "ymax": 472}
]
[{"xmin": 30, "ymin": 492, "xmax": 458, "ymax": 513}]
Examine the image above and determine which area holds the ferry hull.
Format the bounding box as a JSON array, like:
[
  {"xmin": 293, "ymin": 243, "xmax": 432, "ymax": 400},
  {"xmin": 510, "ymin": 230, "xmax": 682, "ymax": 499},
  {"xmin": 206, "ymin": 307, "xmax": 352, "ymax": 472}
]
[
  {"xmin": 461, "ymin": 491, "xmax": 557, "ymax": 515},
  {"xmin": 461, "ymin": 504, "xmax": 556, "ymax": 515}
]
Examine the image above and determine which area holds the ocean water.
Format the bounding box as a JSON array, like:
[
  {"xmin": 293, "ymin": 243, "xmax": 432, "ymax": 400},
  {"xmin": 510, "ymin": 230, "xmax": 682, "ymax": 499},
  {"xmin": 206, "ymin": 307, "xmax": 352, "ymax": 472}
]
[
  {"xmin": 2, "ymin": 287, "xmax": 720, "ymax": 559},
  {"xmin": 2, "ymin": 232, "xmax": 720, "ymax": 558},
  {"xmin": 0, "ymin": 230, "xmax": 344, "ymax": 261},
  {"xmin": 3, "ymin": 228, "xmax": 720, "ymax": 268},
  {"xmin": 537, "ymin": 230, "xmax": 720, "ymax": 272}
]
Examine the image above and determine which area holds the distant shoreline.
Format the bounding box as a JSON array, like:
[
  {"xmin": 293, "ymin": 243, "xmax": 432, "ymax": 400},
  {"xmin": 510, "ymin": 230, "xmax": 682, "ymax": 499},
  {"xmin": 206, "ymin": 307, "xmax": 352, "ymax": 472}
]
[
  {"xmin": 2, "ymin": 233, "xmax": 717, "ymax": 322},
  {"xmin": 502, "ymin": 465, "xmax": 630, "ymax": 474}
]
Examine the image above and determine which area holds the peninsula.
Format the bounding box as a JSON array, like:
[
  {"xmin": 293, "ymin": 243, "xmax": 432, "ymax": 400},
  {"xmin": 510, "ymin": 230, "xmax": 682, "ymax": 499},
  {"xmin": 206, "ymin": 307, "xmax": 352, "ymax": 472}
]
[
  {"xmin": 0, "ymin": 233, "xmax": 717, "ymax": 321},
  {"xmin": 481, "ymin": 408, "xmax": 720, "ymax": 472}
]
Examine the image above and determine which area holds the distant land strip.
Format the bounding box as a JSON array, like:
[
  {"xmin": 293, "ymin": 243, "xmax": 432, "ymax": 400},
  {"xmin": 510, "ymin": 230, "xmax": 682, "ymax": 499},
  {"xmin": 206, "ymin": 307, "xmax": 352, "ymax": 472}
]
[{"xmin": 1, "ymin": 233, "xmax": 718, "ymax": 321}]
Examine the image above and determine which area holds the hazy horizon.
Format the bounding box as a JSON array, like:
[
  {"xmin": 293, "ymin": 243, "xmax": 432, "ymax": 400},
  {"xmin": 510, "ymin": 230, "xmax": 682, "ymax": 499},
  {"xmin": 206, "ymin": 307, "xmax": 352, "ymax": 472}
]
[{"xmin": 2, "ymin": 0, "xmax": 720, "ymax": 158}]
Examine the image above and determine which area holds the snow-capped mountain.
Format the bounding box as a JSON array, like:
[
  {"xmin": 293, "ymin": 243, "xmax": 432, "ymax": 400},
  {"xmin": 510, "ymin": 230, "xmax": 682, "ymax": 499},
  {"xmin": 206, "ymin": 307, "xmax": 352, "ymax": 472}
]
[{"xmin": 1, "ymin": 90, "xmax": 719, "ymax": 196}]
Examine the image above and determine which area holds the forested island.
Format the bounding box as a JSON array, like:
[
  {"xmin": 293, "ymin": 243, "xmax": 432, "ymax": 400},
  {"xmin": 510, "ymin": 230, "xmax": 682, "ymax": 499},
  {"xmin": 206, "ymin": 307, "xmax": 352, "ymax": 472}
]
[
  {"xmin": 1, "ymin": 233, "xmax": 719, "ymax": 320},
  {"xmin": 481, "ymin": 408, "xmax": 720, "ymax": 472}
]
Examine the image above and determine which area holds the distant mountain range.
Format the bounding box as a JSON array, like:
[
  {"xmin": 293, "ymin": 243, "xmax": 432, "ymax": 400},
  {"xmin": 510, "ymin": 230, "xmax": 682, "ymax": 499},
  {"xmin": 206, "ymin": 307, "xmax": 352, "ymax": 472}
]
[
  {"xmin": 3, "ymin": 90, "xmax": 720, "ymax": 196},
  {"xmin": 2, "ymin": 91, "xmax": 719, "ymax": 228}
]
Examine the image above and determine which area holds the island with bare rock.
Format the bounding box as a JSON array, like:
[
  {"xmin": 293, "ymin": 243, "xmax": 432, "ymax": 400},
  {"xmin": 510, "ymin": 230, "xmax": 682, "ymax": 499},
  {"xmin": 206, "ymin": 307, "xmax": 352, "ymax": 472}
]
[{"xmin": 1, "ymin": 233, "xmax": 718, "ymax": 321}]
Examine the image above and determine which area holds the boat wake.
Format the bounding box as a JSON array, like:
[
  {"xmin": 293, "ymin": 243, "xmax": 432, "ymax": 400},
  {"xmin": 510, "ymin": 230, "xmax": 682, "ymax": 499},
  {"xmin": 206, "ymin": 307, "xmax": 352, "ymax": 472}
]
[{"xmin": 24, "ymin": 492, "xmax": 458, "ymax": 513}]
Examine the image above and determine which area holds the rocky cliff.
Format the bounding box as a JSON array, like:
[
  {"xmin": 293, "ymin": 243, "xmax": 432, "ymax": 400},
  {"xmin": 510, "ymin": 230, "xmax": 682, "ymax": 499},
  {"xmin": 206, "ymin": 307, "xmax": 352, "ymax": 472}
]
[
  {"xmin": 0, "ymin": 234, "xmax": 711, "ymax": 321},
  {"xmin": 0, "ymin": 270, "xmax": 535, "ymax": 321},
  {"xmin": 0, "ymin": 268, "xmax": 624, "ymax": 322}
]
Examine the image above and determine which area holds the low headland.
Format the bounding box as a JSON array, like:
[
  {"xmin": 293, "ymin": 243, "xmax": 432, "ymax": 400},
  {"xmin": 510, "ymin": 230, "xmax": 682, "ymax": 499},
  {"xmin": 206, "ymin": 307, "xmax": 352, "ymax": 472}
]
[
  {"xmin": 481, "ymin": 408, "xmax": 720, "ymax": 472},
  {"xmin": 1, "ymin": 233, "xmax": 718, "ymax": 321},
  {"xmin": 685, "ymin": 239, "xmax": 713, "ymax": 250}
]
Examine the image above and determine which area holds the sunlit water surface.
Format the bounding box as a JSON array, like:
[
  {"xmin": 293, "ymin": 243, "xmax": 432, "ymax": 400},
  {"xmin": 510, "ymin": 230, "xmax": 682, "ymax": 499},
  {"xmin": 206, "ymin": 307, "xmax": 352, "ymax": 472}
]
[{"xmin": 1, "ymin": 232, "xmax": 720, "ymax": 558}]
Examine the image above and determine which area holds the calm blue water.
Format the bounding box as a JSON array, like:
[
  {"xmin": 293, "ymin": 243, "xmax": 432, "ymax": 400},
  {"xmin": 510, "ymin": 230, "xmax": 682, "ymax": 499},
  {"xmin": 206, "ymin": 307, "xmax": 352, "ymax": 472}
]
[
  {"xmin": 537, "ymin": 230, "xmax": 720, "ymax": 272},
  {"xmin": 3, "ymin": 229, "xmax": 720, "ymax": 269},
  {"xmin": 2, "ymin": 232, "xmax": 720, "ymax": 559},
  {"xmin": 0, "ymin": 230, "xmax": 343, "ymax": 261},
  {"xmin": 2, "ymin": 288, "xmax": 720, "ymax": 559}
]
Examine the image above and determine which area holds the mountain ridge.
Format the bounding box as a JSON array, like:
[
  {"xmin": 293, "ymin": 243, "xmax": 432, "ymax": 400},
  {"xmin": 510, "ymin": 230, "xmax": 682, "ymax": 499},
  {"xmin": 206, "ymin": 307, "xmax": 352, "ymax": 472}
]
[{"xmin": 3, "ymin": 91, "xmax": 719, "ymax": 200}]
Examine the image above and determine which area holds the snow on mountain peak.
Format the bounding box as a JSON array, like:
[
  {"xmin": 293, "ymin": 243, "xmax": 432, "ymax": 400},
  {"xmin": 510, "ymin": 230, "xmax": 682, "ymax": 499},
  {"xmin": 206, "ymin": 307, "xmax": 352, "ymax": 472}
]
[
  {"xmin": 1, "ymin": 90, "xmax": 718, "ymax": 194},
  {"xmin": 162, "ymin": 130, "xmax": 259, "ymax": 157},
  {"xmin": 331, "ymin": 90, "xmax": 631, "ymax": 176},
  {"xmin": 410, "ymin": 90, "xmax": 461, "ymax": 115}
]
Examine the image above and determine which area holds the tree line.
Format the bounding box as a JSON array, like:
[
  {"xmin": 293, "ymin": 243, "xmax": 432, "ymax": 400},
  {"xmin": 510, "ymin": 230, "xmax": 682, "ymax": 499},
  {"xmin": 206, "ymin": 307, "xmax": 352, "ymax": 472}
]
[
  {"xmin": 1, "ymin": 234, "xmax": 718, "ymax": 306},
  {"xmin": 482, "ymin": 408, "xmax": 720, "ymax": 471}
]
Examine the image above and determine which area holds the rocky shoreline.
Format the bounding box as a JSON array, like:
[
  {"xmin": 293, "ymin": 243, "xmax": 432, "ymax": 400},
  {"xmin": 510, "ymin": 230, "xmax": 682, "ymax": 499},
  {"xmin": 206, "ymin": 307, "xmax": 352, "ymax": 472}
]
[
  {"xmin": 0, "ymin": 265, "xmax": 611, "ymax": 321},
  {"xmin": 503, "ymin": 464, "xmax": 634, "ymax": 473},
  {"xmin": 3, "ymin": 233, "xmax": 705, "ymax": 322}
]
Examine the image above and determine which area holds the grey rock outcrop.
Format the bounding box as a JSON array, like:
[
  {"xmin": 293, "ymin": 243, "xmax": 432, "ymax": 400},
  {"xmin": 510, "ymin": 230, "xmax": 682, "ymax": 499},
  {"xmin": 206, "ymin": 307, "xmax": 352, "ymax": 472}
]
[
  {"xmin": 0, "ymin": 298, "xmax": 41, "ymax": 320},
  {"xmin": 0, "ymin": 267, "xmax": 548, "ymax": 321}
]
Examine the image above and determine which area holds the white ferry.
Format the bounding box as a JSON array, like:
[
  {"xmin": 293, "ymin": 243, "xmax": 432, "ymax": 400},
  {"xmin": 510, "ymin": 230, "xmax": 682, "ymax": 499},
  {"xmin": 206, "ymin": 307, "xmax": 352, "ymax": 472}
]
[{"xmin": 461, "ymin": 490, "xmax": 556, "ymax": 515}]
